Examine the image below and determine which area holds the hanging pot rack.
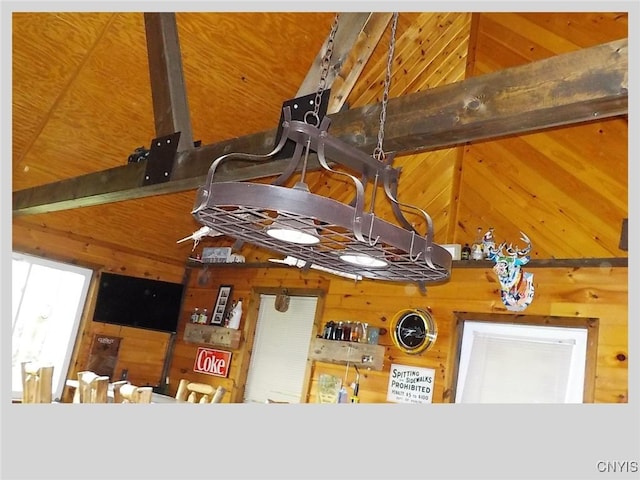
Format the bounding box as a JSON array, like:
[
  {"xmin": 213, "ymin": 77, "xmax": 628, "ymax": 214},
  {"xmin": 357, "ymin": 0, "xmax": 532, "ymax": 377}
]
[
  {"xmin": 190, "ymin": 12, "xmax": 451, "ymax": 291},
  {"xmin": 191, "ymin": 106, "xmax": 452, "ymax": 290}
]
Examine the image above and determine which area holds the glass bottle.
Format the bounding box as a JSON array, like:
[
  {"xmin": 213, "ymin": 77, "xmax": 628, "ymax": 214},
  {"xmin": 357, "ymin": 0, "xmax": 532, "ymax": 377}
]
[
  {"xmin": 359, "ymin": 323, "xmax": 368, "ymax": 343},
  {"xmin": 334, "ymin": 322, "xmax": 344, "ymax": 341},
  {"xmin": 191, "ymin": 307, "xmax": 200, "ymax": 323},
  {"xmin": 367, "ymin": 327, "xmax": 380, "ymax": 345},
  {"xmin": 323, "ymin": 321, "xmax": 334, "ymax": 339},
  {"xmin": 227, "ymin": 299, "xmax": 243, "ymax": 329},
  {"xmin": 342, "ymin": 322, "xmax": 352, "ymax": 342},
  {"xmin": 350, "ymin": 322, "xmax": 361, "ymax": 342},
  {"xmin": 471, "ymin": 227, "xmax": 484, "ymax": 260},
  {"xmin": 461, "ymin": 243, "xmax": 471, "ymax": 260},
  {"xmin": 199, "ymin": 308, "xmax": 209, "ymax": 324}
]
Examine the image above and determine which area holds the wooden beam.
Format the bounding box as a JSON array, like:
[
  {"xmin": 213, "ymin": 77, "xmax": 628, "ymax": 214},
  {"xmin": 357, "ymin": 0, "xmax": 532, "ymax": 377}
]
[
  {"xmin": 144, "ymin": 12, "xmax": 194, "ymax": 152},
  {"xmin": 295, "ymin": 13, "xmax": 392, "ymax": 113},
  {"xmin": 12, "ymin": 38, "xmax": 627, "ymax": 216}
]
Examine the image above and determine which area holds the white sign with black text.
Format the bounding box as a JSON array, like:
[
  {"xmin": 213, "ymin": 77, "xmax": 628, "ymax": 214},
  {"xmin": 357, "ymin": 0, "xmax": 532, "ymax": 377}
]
[{"xmin": 387, "ymin": 363, "xmax": 435, "ymax": 404}]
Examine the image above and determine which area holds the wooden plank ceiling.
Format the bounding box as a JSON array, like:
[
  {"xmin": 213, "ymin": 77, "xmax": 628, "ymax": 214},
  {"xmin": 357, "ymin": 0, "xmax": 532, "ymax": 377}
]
[{"xmin": 12, "ymin": 11, "xmax": 628, "ymax": 268}]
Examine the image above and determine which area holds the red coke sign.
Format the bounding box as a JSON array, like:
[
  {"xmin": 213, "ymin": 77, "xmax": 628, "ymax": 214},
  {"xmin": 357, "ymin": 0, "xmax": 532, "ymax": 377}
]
[{"xmin": 193, "ymin": 347, "xmax": 231, "ymax": 378}]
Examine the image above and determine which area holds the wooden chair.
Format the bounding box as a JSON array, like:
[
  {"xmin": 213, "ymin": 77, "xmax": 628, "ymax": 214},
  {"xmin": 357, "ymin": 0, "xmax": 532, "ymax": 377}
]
[
  {"xmin": 211, "ymin": 385, "xmax": 226, "ymax": 404},
  {"xmin": 76, "ymin": 370, "xmax": 110, "ymax": 403},
  {"xmin": 112, "ymin": 381, "xmax": 153, "ymax": 403},
  {"xmin": 21, "ymin": 362, "xmax": 54, "ymax": 403},
  {"xmin": 175, "ymin": 379, "xmax": 226, "ymax": 403}
]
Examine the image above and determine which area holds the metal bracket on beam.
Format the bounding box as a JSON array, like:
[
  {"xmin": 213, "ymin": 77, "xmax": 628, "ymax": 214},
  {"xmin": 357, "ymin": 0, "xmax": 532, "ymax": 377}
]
[
  {"xmin": 143, "ymin": 132, "xmax": 181, "ymax": 185},
  {"xmin": 273, "ymin": 90, "xmax": 331, "ymax": 160}
]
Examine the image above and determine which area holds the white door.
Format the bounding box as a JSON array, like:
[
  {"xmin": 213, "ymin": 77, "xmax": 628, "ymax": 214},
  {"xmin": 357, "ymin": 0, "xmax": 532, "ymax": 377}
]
[{"xmin": 243, "ymin": 294, "xmax": 317, "ymax": 403}]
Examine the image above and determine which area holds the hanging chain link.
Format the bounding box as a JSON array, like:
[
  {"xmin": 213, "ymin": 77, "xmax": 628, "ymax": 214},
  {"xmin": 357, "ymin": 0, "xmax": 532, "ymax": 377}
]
[
  {"xmin": 373, "ymin": 12, "xmax": 399, "ymax": 163},
  {"xmin": 305, "ymin": 14, "xmax": 339, "ymax": 127}
]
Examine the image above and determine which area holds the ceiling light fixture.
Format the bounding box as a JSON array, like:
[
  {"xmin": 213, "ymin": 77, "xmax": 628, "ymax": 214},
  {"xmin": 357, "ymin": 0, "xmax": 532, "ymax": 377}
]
[
  {"xmin": 339, "ymin": 253, "xmax": 388, "ymax": 268},
  {"xmin": 265, "ymin": 182, "xmax": 320, "ymax": 245},
  {"xmin": 191, "ymin": 13, "xmax": 452, "ymax": 292}
]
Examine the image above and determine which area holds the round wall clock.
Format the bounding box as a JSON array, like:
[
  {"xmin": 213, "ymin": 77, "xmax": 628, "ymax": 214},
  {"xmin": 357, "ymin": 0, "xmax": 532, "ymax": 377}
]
[{"xmin": 390, "ymin": 308, "xmax": 437, "ymax": 354}]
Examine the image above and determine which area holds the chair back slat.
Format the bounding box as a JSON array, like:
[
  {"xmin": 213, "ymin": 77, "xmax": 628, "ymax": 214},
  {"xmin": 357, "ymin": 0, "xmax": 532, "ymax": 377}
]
[
  {"xmin": 176, "ymin": 379, "xmax": 224, "ymax": 403},
  {"xmin": 77, "ymin": 371, "xmax": 110, "ymax": 403},
  {"xmin": 21, "ymin": 362, "xmax": 54, "ymax": 403},
  {"xmin": 113, "ymin": 382, "xmax": 153, "ymax": 403}
]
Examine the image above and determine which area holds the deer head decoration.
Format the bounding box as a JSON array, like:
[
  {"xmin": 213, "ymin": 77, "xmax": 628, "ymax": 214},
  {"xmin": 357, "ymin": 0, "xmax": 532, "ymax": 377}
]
[{"xmin": 485, "ymin": 231, "xmax": 535, "ymax": 311}]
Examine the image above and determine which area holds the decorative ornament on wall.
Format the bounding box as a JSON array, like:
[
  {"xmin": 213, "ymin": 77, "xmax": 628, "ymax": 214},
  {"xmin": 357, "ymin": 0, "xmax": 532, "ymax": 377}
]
[
  {"xmin": 275, "ymin": 289, "xmax": 290, "ymax": 313},
  {"xmin": 486, "ymin": 231, "xmax": 535, "ymax": 311}
]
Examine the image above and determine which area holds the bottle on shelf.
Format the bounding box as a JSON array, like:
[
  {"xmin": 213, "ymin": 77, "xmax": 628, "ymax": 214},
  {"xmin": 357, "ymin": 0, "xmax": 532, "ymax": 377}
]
[
  {"xmin": 471, "ymin": 227, "xmax": 484, "ymax": 260},
  {"xmin": 191, "ymin": 307, "xmax": 200, "ymax": 323},
  {"xmin": 482, "ymin": 227, "xmax": 495, "ymax": 259},
  {"xmin": 199, "ymin": 308, "xmax": 209, "ymax": 324},
  {"xmin": 227, "ymin": 298, "xmax": 243, "ymax": 329},
  {"xmin": 461, "ymin": 243, "xmax": 471, "ymax": 260}
]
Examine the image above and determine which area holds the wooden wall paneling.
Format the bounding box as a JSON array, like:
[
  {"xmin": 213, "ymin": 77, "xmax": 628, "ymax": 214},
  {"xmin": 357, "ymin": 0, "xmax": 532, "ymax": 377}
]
[
  {"xmin": 167, "ymin": 266, "xmax": 331, "ymax": 402},
  {"xmin": 348, "ymin": 13, "xmax": 470, "ymax": 107},
  {"xmin": 387, "ymin": 13, "xmax": 471, "ymax": 94},
  {"xmin": 399, "ymin": 13, "xmax": 472, "ymax": 93},
  {"xmin": 11, "ymin": 13, "xmax": 115, "ymax": 179},
  {"xmin": 455, "ymin": 12, "xmax": 628, "ymax": 262},
  {"xmin": 457, "ymin": 126, "xmax": 626, "ymax": 259},
  {"xmin": 60, "ymin": 260, "xmax": 629, "ymax": 404},
  {"xmin": 15, "ymin": 13, "xmax": 154, "ymax": 192},
  {"xmin": 13, "ymin": 12, "xmax": 628, "ymax": 270},
  {"xmin": 73, "ymin": 323, "xmax": 171, "ymax": 386},
  {"xmin": 517, "ymin": 12, "xmax": 628, "ymax": 49},
  {"xmin": 15, "ymin": 192, "xmax": 205, "ymax": 269},
  {"xmin": 482, "ymin": 13, "xmax": 580, "ymax": 60},
  {"xmin": 12, "ymin": 12, "xmax": 629, "ymax": 406},
  {"xmin": 177, "ymin": 12, "xmax": 334, "ymax": 144},
  {"xmin": 12, "ymin": 222, "xmax": 187, "ymax": 281},
  {"xmin": 13, "ymin": 222, "xmax": 188, "ymax": 401}
]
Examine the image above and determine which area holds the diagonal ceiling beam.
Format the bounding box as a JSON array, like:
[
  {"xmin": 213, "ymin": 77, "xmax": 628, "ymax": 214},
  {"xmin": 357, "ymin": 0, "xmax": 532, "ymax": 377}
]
[
  {"xmin": 12, "ymin": 38, "xmax": 627, "ymax": 216},
  {"xmin": 295, "ymin": 12, "xmax": 392, "ymax": 113},
  {"xmin": 144, "ymin": 12, "xmax": 194, "ymax": 153}
]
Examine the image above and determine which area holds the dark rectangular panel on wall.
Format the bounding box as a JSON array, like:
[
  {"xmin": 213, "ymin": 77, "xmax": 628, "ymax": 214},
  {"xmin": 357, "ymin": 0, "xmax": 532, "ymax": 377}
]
[{"xmin": 619, "ymin": 218, "xmax": 628, "ymax": 251}]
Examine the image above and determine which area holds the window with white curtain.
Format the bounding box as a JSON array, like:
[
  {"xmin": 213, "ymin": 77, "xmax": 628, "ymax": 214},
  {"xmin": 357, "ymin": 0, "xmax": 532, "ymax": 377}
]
[
  {"xmin": 11, "ymin": 252, "xmax": 92, "ymax": 401},
  {"xmin": 455, "ymin": 320, "xmax": 588, "ymax": 404},
  {"xmin": 243, "ymin": 294, "xmax": 318, "ymax": 403}
]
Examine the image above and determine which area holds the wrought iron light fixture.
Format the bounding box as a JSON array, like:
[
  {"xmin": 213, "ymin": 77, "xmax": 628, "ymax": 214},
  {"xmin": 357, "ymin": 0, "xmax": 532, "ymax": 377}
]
[{"xmin": 191, "ymin": 13, "xmax": 452, "ymax": 291}]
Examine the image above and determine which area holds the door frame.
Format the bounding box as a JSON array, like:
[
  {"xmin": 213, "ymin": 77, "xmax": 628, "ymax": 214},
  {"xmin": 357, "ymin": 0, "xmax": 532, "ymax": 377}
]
[{"xmin": 232, "ymin": 286, "xmax": 326, "ymax": 403}]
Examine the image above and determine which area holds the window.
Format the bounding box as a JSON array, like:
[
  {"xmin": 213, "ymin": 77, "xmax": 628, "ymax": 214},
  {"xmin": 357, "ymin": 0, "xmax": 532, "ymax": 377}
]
[
  {"xmin": 11, "ymin": 252, "xmax": 93, "ymax": 401},
  {"xmin": 449, "ymin": 313, "xmax": 598, "ymax": 403}
]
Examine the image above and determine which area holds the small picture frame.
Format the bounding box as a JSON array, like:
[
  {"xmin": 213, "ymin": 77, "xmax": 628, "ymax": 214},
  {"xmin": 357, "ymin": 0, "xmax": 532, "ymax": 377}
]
[{"xmin": 211, "ymin": 285, "xmax": 233, "ymax": 325}]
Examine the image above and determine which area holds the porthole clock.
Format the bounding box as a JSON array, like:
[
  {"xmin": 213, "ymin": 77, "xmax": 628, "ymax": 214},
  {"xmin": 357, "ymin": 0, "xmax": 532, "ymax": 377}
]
[{"xmin": 390, "ymin": 308, "xmax": 437, "ymax": 354}]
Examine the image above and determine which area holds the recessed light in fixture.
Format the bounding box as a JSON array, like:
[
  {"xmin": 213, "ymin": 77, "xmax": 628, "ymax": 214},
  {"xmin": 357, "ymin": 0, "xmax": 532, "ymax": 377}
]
[
  {"xmin": 266, "ymin": 223, "xmax": 320, "ymax": 245},
  {"xmin": 340, "ymin": 253, "xmax": 388, "ymax": 268}
]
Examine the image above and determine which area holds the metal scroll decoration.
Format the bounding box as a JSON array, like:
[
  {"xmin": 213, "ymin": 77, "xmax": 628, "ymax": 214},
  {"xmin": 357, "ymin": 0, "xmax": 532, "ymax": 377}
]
[{"xmin": 485, "ymin": 231, "xmax": 535, "ymax": 311}]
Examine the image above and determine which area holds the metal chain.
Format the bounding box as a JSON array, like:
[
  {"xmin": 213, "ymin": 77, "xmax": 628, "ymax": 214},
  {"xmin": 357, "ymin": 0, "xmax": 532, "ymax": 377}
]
[
  {"xmin": 306, "ymin": 14, "xmax": 339, "ymax": 127},
  {"xmin": 373, "ymin": 12, "xmax": 399, "ymax": 163}
]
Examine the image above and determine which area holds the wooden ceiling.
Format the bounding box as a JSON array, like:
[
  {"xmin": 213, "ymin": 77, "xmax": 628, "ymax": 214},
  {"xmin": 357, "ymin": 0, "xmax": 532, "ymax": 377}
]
[{"xmin": 12, "ymin": 11, "xmax": 628, "ymax": 270}]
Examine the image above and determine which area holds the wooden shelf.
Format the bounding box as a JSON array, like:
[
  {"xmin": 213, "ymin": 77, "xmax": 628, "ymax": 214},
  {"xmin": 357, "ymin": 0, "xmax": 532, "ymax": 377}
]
[
  {"xmin": 187, "ymin": 257, "xmax": 627, "ymax": 270},
  {"xmin": 186, "ymin": 258, "xmax": 289, "ymax": 269},
  {"xmin": 308, "ymin": 338, "xmax": 385, "ymax": 371},
  {"xmin": 183, "ymin": 323, "xmax": 241, "ymax": 350}
]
